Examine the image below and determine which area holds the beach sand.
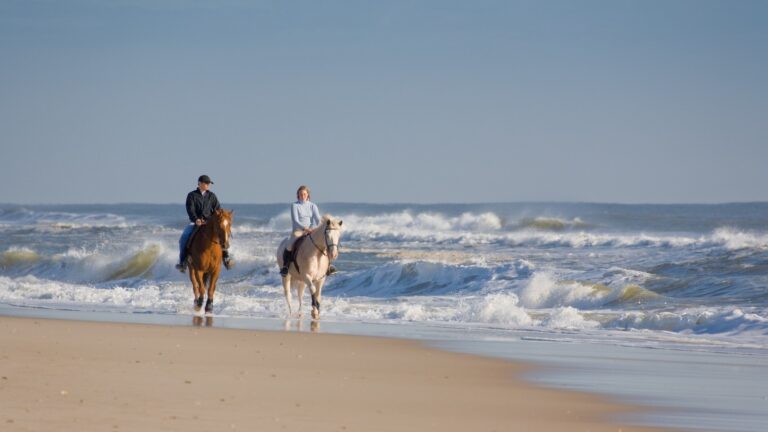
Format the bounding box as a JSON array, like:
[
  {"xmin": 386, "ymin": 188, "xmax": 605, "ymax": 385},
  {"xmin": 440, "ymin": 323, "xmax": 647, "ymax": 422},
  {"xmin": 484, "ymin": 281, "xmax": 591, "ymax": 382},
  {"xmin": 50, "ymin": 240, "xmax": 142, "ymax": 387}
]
[{"xmin": 0, "ymin": 316, "xmax": 662, "ymax": 432}]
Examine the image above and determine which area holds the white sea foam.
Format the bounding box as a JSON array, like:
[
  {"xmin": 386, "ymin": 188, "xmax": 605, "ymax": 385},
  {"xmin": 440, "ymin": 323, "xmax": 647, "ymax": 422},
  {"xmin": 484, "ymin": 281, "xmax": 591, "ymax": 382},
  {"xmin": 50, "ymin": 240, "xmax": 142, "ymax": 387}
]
[
  {"xmin": 235, "ymin": 210, "xmax": 768, "ymax": 254},
  {"xmin": 334, "ymin": 211, "xmax": 709, "ymax": 249},
  {"xmin": 607, "ymin": 307, "xmax": 768, "ymax": 335},
  {"xmin": 518, "ymin": 273, "xmax": 605, "ymax": 309},
  {"xmin": 708, "ymin": 227, "xmax": 768, "ymax": 250},
  {"xmin": 3, "ymin": 203, "xmax": 768, "ymax": 355},
  {"xmin": 1, "ymin": 272, "xmax": 766, "ymax": 341},
  {"xmin": 339, "ymin": 211, "xmax": 501, "ymax": 241},
  {"xmin": 234, "ymin": 213, "xmax": 292, "ymax": 234},
  {"xmin": 0, "ymin": 275, "xmax": 186, "ymax": 312},
  {"xmin": 463, "ymin": 293, "xmax": 534, "ymax": 326},
  {"xmin": 0, "ymin": 209, "xmax": 133, "ymax": 231},
  {"xmin": 543, "ymin": 306, "xmax": 600, "ymax": 330}
]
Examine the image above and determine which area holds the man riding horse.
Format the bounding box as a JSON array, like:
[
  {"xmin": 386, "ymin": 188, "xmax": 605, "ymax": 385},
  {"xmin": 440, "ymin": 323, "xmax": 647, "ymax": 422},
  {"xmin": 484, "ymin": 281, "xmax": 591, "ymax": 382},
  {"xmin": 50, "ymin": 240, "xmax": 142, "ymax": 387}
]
[{"xmin": 176, "ymin": 174, "xmax": 233, "ymax": 273}]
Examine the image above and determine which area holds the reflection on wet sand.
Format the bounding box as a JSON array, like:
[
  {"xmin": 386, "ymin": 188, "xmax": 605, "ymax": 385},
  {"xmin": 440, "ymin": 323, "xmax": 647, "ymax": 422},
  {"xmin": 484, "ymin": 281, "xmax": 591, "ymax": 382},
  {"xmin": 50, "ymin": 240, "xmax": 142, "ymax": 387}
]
[
  {"xmin": 284, "ymin": 319, "xmax": 321, "ymax": 333},
  {"xmin": 192, "ymin": 315, "xmax": 214, "ymax": 327}
]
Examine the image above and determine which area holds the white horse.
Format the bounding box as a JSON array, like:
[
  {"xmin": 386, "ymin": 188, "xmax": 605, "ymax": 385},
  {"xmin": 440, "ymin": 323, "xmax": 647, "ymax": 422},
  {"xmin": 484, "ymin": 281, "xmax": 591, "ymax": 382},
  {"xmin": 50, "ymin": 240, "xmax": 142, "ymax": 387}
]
[{"xmin": 276, "ymin": 215, "xmax": 342, "ymax": 319}]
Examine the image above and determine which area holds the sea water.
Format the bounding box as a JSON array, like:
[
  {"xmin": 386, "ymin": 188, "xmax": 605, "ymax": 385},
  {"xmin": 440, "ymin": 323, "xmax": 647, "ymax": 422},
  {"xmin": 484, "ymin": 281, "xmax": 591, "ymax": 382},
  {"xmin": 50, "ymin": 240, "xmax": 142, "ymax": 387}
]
[{"xmin": 1, "ymin": 202, "xmax": 767, "ymax": 431}]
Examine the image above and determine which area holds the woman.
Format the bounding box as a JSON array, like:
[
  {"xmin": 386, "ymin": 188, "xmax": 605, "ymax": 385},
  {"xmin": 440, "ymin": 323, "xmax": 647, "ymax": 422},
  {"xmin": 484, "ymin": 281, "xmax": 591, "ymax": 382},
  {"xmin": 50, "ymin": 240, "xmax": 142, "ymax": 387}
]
[{"xmin": 280, "ymin": 185, "xmax": 335, "ymax": 277}]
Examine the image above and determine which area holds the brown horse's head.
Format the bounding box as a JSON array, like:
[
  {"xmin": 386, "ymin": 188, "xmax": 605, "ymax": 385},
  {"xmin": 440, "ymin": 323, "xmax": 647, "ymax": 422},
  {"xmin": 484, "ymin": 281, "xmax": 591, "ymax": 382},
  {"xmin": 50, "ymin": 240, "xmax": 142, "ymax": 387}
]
[{"xmin": 211, "ymin": 208, "xmax": 234, "ymax": 250}]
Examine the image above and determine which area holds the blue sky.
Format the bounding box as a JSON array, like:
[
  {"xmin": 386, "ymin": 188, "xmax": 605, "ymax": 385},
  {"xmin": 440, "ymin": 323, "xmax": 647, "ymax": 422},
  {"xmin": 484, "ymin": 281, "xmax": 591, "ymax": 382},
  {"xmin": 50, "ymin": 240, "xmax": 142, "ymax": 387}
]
[{"xmin": 1, "ymin": 0, "xmax": 766, "ymax": 204}]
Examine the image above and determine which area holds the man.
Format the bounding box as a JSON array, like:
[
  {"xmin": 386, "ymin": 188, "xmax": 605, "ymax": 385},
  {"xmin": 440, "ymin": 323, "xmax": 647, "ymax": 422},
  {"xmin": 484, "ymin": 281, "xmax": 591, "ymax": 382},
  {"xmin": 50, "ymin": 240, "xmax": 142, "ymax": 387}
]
[{"xmin": 176, "ymin": 174, "xmax": 233, "ymax": 272}]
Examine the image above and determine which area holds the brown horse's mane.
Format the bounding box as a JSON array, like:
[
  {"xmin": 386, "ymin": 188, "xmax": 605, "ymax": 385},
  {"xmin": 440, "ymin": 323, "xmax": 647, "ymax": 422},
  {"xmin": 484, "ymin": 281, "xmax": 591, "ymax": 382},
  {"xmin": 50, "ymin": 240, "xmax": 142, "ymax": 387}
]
[
  {"xmin": 193, "ymin": 212, "xmax": 219, "ymax": 244},
  {"xmin": 190, "ymin": 209, "xmax": 231, "ymax": 251}
]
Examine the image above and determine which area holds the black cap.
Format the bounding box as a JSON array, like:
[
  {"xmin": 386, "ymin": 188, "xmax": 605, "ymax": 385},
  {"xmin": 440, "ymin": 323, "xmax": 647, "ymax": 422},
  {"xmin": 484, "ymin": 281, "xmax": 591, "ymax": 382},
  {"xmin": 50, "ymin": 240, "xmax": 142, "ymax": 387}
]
[{"xmin": 198, "ymin": 175, "xmax": 214, "ymax": 184}]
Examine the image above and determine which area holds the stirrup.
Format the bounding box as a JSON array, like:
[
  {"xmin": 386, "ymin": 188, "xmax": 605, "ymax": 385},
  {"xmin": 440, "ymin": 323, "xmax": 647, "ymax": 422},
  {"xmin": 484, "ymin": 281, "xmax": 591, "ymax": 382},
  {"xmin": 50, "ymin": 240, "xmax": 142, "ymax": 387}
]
[
  {"xmin": 175, "ymin": 263, "xmax": 187, "ymax": 273},
  {"xmin": 224, "ymin": 258, "xmax": 234, "ymax": 270},
  {"xmin": 326, "ymin": 265, "xmax": 337, "ymax": 276}
]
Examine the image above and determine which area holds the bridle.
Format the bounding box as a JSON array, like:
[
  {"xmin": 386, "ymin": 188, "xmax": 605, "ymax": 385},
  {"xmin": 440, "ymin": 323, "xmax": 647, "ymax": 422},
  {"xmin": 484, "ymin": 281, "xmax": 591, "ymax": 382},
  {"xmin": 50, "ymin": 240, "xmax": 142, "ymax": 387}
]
[
  {"xmin": 202, "ymin": 216, "xmax": 230, "ymax": 247},
  {"xmin": 308, "ymin": 224, "xmax": 340, "ymax": 256}
]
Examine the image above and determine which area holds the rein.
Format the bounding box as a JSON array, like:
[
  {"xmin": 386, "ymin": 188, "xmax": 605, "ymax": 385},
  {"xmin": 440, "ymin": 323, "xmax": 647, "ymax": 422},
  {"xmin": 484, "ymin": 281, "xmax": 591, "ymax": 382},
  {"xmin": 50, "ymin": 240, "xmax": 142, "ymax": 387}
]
[
  {"xmin": 199, "ymin": 220, "xmax": 227, "ymax": 246},
  {"xmin": 307, "ymin": 231, "xmax": 327, "ymax": 255},
  {"xmin": 308, "ymin": 226, "xmax": 340, "ymax": 256}
]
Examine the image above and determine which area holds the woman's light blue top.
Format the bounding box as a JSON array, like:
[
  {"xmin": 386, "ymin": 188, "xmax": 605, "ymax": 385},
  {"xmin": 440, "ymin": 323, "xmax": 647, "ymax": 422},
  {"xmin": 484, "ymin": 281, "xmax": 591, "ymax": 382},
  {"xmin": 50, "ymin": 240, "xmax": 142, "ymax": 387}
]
[{"xmin": 291, "ymin": 200, "xmax": 321, "ymax": 231}]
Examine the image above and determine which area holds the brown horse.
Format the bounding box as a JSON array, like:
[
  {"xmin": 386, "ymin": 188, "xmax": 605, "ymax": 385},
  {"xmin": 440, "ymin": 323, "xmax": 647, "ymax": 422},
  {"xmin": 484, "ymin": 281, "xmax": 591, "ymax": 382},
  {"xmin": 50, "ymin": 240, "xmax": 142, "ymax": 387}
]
[{"xmin": 187, "ymin": 208, "xmax": 233, "ymax": 314}]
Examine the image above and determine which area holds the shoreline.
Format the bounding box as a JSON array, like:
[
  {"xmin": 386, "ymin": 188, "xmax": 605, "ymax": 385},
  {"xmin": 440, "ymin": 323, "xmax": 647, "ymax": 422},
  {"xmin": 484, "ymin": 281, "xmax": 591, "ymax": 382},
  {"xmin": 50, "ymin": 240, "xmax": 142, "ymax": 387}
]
[{"xmin": 0, "ymin": 315, "xmax": 664, "ymax": 432}]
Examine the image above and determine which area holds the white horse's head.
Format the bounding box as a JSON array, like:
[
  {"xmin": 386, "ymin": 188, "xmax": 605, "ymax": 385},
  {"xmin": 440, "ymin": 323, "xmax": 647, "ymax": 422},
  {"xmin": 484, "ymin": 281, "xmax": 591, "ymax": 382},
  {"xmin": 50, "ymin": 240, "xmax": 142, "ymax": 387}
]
[{"xmin": 322, "ymin": 215, "xmax": 343, "ymax": 261}]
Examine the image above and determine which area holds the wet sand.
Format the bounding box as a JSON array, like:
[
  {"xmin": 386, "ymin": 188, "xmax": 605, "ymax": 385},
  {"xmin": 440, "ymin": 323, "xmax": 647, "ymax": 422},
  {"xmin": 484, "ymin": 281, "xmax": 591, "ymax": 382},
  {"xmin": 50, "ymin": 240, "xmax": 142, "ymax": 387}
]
[{"xmin": 0, "ymin": 316, "xmax": 662, "ymax": 431}]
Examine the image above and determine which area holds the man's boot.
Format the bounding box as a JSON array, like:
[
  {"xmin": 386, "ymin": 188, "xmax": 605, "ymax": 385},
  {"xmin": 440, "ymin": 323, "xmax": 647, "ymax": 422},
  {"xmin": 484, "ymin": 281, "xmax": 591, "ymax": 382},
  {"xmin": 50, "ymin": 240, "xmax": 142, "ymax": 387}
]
[
  {"xmin": 222, "ymin": 249, "xmax": 234, "ymax": 270},
  {"xmin": 175, "ymin": 256, "xmax": 187, "ymax": 273}
]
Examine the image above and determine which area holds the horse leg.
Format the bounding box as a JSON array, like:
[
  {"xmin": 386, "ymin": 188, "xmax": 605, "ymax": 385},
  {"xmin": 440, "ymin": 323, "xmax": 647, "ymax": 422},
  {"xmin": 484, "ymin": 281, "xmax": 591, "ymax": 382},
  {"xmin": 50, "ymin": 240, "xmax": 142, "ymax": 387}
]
[
  {"xmin": 196, "ymin": 271, "xmax": 207, "ymax": 311},
  {"xmin": 295, "ymin": 280, "xmax": 305, "ymax": 318},
  {"xmin": 314, "ymin": 276, "xmax": 327, "ymax": 319},
  {"xmin": 190, "ymin": 269, "xmax": 204, "ymax": 312},
  {"xmin": 205, "ymin": 268, "xmax": 221, "ymax": 314},
  {"xmin": 282, "ymin": 274, "xmax": 293, "ymax": 317},
  {"xmin": 303, "ymin": 274, "xmax": 321, "ymax": 320}
]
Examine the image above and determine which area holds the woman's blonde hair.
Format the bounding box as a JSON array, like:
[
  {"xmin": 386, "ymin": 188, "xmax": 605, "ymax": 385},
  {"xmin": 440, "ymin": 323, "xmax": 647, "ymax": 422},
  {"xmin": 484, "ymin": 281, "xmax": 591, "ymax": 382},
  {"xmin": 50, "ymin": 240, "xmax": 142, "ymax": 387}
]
[{"xmin": 296, "ymin": 185, "xmax": 311, "ymax": 200}]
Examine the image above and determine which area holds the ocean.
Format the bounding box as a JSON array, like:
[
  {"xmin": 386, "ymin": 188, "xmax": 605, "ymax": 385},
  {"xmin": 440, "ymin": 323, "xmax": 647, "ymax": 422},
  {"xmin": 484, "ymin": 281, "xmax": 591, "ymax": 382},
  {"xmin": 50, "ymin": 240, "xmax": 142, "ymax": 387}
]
[{"xmin": 1, "ymin": 202, "xmax": 767, "ymax": 431}]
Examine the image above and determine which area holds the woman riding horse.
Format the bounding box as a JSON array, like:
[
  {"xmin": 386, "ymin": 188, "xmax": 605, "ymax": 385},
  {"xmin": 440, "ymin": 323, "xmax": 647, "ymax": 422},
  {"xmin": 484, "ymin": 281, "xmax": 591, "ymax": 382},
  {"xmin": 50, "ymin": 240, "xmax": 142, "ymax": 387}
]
[
  {"xmin": 280, "ymin": 185, "xmax": 336, "ymax": 277},
  {"xmin": 277, "ymin": 215, "xmax": 342, "ymax": 319}
]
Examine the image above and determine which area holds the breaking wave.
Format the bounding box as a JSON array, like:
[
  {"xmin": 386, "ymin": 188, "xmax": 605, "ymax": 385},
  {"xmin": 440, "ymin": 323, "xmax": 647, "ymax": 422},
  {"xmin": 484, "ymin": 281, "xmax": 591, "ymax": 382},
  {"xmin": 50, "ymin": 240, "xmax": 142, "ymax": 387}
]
[
  {"xmin": 515, "ymin": 217, "xmax": 589, "ymax": 231},
  {"xmin": 3, "ymin": 202, "xmax": 768, "ymax": 350},
  {"xmin": 0, "ymin": 207, "xmax": 133, "ymax": 231}
]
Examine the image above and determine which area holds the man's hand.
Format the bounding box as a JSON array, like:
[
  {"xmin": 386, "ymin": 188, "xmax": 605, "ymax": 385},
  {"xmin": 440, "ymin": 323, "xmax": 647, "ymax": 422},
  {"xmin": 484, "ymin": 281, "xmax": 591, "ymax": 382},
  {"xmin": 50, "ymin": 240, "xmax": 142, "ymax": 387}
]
[{"xmin": 195, "ymin": 219, "xmax": 204, "ymax": 226}]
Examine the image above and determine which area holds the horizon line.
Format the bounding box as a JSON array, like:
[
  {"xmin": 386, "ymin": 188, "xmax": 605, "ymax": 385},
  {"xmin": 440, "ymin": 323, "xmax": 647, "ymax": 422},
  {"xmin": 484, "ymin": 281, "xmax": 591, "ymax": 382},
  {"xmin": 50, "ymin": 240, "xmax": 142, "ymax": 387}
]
[{"xmin": 3, "ymin": 200, "xmax": 768, "ymax": 207}]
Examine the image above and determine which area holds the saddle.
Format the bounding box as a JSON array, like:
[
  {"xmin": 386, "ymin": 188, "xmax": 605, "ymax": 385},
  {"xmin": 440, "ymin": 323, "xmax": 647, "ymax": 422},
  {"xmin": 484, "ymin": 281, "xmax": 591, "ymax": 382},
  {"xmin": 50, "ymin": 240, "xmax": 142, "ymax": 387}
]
[
  {"xmin": 289, "ymin": 235, "xmax": 308, "ymax": 274},
  {"xmin": 184, "ymin": 225, "xmax": 202, "ymax": 256}
]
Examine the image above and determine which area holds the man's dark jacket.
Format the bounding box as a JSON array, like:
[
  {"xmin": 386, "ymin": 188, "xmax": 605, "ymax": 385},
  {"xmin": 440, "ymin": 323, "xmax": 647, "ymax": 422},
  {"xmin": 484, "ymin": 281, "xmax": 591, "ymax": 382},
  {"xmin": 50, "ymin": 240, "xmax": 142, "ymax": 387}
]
[{"xmin": 185, "ymin": 189, "xmax": 221, "ymax": 223}]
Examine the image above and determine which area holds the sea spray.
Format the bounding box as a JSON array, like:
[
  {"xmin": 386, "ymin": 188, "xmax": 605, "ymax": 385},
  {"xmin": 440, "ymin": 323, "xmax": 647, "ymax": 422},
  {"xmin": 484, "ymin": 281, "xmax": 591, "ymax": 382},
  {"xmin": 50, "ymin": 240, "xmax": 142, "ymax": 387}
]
[{"xmin": 1, "ymin": 202, "xmax": 767, "ymax": 347}]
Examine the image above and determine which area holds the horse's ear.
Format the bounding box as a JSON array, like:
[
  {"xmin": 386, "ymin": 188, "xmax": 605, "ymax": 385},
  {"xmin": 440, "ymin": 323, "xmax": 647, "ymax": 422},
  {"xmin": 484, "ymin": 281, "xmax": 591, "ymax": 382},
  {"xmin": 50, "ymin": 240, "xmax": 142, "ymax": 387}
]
[{"xmin": 339, "ymin": 220, "xmax": 343, "ymax": 226}]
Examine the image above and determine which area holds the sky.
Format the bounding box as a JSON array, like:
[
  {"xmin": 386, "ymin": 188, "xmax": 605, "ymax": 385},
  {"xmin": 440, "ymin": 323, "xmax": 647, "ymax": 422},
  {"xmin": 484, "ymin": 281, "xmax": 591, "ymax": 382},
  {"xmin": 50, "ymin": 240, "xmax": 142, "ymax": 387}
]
[{"xmin": 1, "ymin": 0, "xmax": 767, "ymax": 205}]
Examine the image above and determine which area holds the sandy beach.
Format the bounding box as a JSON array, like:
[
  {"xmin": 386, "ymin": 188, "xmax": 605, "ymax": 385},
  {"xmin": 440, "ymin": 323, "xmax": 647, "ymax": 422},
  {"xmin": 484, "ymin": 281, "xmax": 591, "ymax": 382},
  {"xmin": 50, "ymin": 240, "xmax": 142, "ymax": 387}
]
[{"xmin": 0, "ymin": 316, "xmax": 663, "ymax": 432}]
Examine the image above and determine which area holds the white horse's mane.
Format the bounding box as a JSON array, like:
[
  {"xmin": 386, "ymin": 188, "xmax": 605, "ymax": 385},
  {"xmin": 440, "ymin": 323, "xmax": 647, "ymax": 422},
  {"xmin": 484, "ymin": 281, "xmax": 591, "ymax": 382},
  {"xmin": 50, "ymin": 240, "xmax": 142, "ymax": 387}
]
[{"xmin": 316, "ymin": 214, "xmax": 340, "ymax": 230}]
